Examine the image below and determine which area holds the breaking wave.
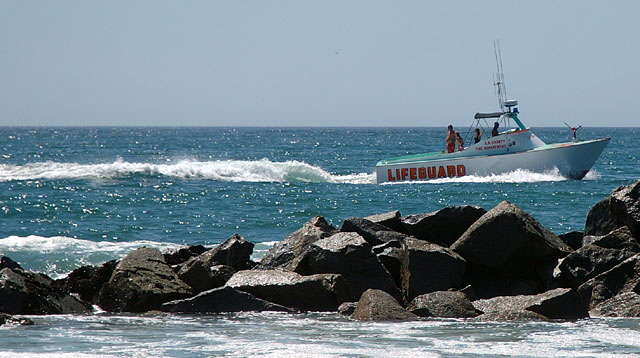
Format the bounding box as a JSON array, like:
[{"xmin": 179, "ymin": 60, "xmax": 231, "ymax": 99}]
[{"xmin": 0, "ymin": 159, "xmax": 375, "ymax": 184}]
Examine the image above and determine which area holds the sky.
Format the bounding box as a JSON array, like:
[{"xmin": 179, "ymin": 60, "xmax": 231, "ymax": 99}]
[{"xmin": 1, "ymin": 1, "xmax": 638, "ymax": 127}]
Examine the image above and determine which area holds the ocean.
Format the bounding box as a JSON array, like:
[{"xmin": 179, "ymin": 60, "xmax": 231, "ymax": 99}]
[{"xmin": 0, "ymin": 126, "xmax": 638, "ymax": 357}]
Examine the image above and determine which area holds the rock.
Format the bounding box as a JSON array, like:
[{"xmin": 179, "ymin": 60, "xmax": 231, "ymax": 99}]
[
  {"xmin": 291, "ymin": 232, "xmax": 402, "ymax": 302},
  {"xmin": 0, "ymin": 267, "xmax": 92, "ymax": 315},
  {"xmin": 589, "ymin": 291, "xmax": 640, "ymax": 317},
  {"xmin": 163, "ymin": 245, "xmax": 208, "ymax": 266},
  {"xmin": 558, "ymin": 231, "xmax": 584, "ymax": 251},
  {"xmin": 365, "ymin": 210, "xmax": 406, "ymax": 233},
  {"xmin": 472, "ymin": 288, "xmax": 589, "ymax": 320},
  {"xmin": 463, "ymin": 268, "xmax": 544, "ymax": 299},
  {"xmin": 178, "ymin": 262, "xmax": 235, "ymax": 293},
  {"xmin": 258, "ymin": 216, "xmax": 338, "ymax": 270},
  {"xmin": 585, "ymin": 180, "xmax": 640, "ymax": 237},
  {"xmin": 337, "ymin": 302, "xmax": 358, "ymax": 316},
  {"xmin": 203, "ymin": 234, "xmax": 255, "ymax": 271},
  {"xmin": 473, "ymin": 310, "xmax": 550, "ymax": 321},
  {"xmin": 577, "ymin": 254, "xmax": 640, "ymax": 310},
  {"xmin": 451, "ymin": 201, "xmax": 571, "ymax": 279},
  {"xmin": 56, "ymin": 260, "xmax": 118, "ymax": 304},
  {"xmin": 408, "ymin": 291, "xmax": 480, "ymax": 318},
  {"xmin": 555, "ymin": 226, "xmax": 639, "ymax": 290},
  {"xmin": 0, "ymin": 313, "xmax": 34, "ymax": 326},
  {"xmin": 1, "ymin": 256, "xmax": 22, "ymax": 270},
  {"xmin": 352, "ymin": 289, "xmax": 418, "ymax": 321},
  {"xmin": 97, "ymin": 247, "xmax": 193, "ymax": 312},
  {"xmin": 374, "ymin": 240, "xmax": 405, "ymax": 289},
  {"xmin": 160, "ymin": 286, "xmax": 292, "ymax": 313},
  {"xmin": 226, "ymin": 270, "xmax": 349, "ymax": 312},
  {"xmin": 401, "ymin": 206, "xmax": 486, "ymax": 247},
  {"xmin": 340, "ymin": 217, "xmax": 409, "ymax": 246},
  {"xmin": 400, "ymin": 238, "xmax": 466, "ymax": 302}
]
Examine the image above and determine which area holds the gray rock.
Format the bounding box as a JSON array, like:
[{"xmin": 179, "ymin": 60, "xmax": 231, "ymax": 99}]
[
  {"xmin": 401, "ymin": 206, "xmax": 486, "ymax": 247},
  {"xmin": 352, "ymin": 289, "xmax": 418, "ymax": 321},
  {"xmin": 451, "ymin": 201, "xmax": 571, "ymax": 279},
  {"xmin": 203, "ymin": 234, "xmax": 254, "ymax": 271},
  {"xmin": 0, "ymin": 267, "xmax": 92, "ymax": 315},
  {"xmin": 97, "ymin": 247, "xmax": 193, "ymax": 312},
  {"xmin": 337, "ymin": 302, "xmax": 358, "ymax": 316},
  {"xmin": 585, "ymin": 180, "xmax": 640, "ymax": 238},
  {"xmin": 577, "ymin": 254, "xmax": 640, "ymax": 310},
  {"xmin": 178, "ymin": 261, "xmax": 235, "ymax": 293},
  {"xmin": 408, "ymin": 291, "xmax": 480, "ymax": 318},
  {"xmin": 340, "ymin": 217, "xmax": 409, "ymax": 246},
  {"xmin": 472, "ymin": 288, "xmax": 589, "ymax": 320},
  {"xmin": 555, "ymin": 226, "xmax": 639, "ymax": 290},
  {"xmin": 473, "ymin": 310, "xmax": 550, "ymax": 322},
  {"xmin": 226, "ymin": 270, "xmax": 349, "ymax": 312},
  {"xmin": 56, "ymin": 260, "xmax": 118, "ymax": 304},
  {"xmin": 400, "ymin": 238, "xmax": 466, "ymax": 302},
  {"xmin": 589, "ymin": 291, "xmax": 640, "ymax": 317},
  {"xmin": 558, "ymin": 231, "xmax": 584, "ymax": 251},
  {"xmin": 258, "ymin": 216, "xmax": 338, "ymax": 270},
  {"xmin": 1, "ymin": 256, "xmax": 22, "ymax": 270},
  {"xmin": 291, "ymin": 232, "xmax": 401, "ymax": 302},
  {"xmin": 365, "ymin": 210, "xmax": 406, "ymax": 233},
  {"xmin": 161, "ymin": 286, "xmax": 292, "ymax": 313},
  {"xmin": 163, "ymin": 245, "xmax": 208, "ymax": 266}
]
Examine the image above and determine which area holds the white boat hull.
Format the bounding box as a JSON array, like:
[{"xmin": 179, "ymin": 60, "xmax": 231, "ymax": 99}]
[{"xmin": 375, "ymin": 137, "xmax": 610, "ymax": 183}]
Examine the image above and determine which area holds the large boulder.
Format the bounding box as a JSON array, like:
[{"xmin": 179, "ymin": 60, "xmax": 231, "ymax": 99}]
[
  {"xmin": 163, "ymin": 245, "xmax": 208, "ymax": 266},
  {"xmin": 401, "ymin": 206, "xmax": 486, "ymax": 247},
  {"xmin": 56, "ymin": 260, "xmax": 118, "ymax": 304},
  {"xmin": 200, "ymin": 234, "xmax": 255, "ymax": 271},
  {"xmin": 178, "ymin": 263, "xmax": 235, "ymax": 293},
  {"xmin": 588, "ymin": 291, "xmax": 640, "ymax": 317},
  {"xmin": 365, "ymin": 210, "xmax": 406, "ymax": 233},
  {"xmin": 351, "ymin": 289, "xmax": 418, "ymax": 321},
  {"xmin": 451, "ymin": 201, "xmax": 571, "ymax": 279},
  {"xmin": 400, "ymin": 238, "xmax": 466, "ymax": 302},
  {"xmin": 408, "ymin": 291, "xmax": 480, "ymax": 318},
  {"xmin": 472, "ymin": 288, "xmax": 588, "ymax": 320},
  {"xmin": 161, "ymin": 286, "xmax": 292, "ymax": 314},
  {"xmin": 226, "ymin": 270, "xmax": 349, "ymax": 312},
  {"xmin": 291, "ymin": 232, "xmax": 401, "ymax": 302},
  {"xmin": 1, "ymin": 256, "xmax": 22, "ymax": 270},
  {"xmin": 0, "ymin": 267, "xmax": 92, "ymax": 315},
  {"xmin": 555, "ymin": 226, "xmax": 639, "ymax": 290},
  {"xmin": 577, "ymin": 254, "xmax": 640, "ymax": 311},
  {"xmin": 585, "ymin": 180, "xmax": 640, "ymax": 237},
  {"xmin": 341, "ymin": 217, "xmax": 409, "ymax": 246},
  {"xmin": 258, "ymin": 216, "xmax": 338, "ymax": 270},
  {"xmin": 97, "ymin": 247, "xmax": 193, "ymax": 312}
]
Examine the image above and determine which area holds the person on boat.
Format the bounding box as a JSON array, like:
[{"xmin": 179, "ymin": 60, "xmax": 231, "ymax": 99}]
[
  {"xmin": 456, "ymin": 132, "xmax": 464, "ymax": 151},
  {"xmin": 491, "ymin": 122, "xmax": 500, "ymax": 137},
  {"xmin": 446, "ymin": 125, "xmax": 456, "ymax": 153},
  {"xmin": 473, "ymin": 128, "xmax": 485, "ymax": 144}
]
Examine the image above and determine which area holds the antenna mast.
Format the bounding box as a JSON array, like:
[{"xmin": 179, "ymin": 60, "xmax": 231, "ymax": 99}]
[{"xmin": 493, "ymin": 39, "xmax": 508, "ymax": 112}]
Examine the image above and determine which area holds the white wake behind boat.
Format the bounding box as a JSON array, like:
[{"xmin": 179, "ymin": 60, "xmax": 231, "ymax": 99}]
[{"xmin": 375, "ymin": 51, "xmax": 610, "ymax": 184}]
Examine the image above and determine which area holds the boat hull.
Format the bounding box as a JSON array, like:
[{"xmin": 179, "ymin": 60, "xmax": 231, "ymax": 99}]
[{"xmin": 375, "ymin": 137, "xmax": 610, "ymax": 183}]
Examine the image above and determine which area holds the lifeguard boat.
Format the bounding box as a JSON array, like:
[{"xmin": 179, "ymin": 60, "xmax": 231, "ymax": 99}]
[{"xmin": 375, "ymin": 50, "xmax": 610, "ymax": 184}]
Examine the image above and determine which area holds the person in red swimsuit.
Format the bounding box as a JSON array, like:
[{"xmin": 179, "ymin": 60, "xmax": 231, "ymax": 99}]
[{"xmin": 446, "ymin": 124, "xmax": 456, "ymax": 153}]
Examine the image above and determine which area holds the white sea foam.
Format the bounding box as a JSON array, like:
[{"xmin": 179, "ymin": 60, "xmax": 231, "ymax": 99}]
[
  {"xmin": 0, "ymin": 235, "xmax": 181, "ymax": 278},
  {"xmin": 0, "ymin": 159, "xmax": 374, "ymax": 184}
]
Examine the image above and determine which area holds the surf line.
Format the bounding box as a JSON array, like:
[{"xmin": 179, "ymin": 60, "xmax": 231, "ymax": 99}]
[{"xmin": 387, "ymin": 165, "xmax": 466, "ymax": 181}]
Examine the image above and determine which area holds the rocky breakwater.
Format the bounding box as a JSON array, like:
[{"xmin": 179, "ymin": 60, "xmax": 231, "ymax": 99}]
[{"xmin": 1, "ymin": 179, "xmax": 639, "ymax": 325}]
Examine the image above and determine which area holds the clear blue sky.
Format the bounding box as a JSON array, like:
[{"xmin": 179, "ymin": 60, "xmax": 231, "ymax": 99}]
[{"xmin": 1, "ymin": 1, "xmax": 638, "ymax": 127}]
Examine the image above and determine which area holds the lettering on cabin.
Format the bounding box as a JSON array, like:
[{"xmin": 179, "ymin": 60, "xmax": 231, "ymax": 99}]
[
  {"xmin": 476, "ymin": 138, "xmax": 507, "ymax": 151},
  {"xmin": 387, "ymin": 165, "xmax": 466, "ymax": 181}
]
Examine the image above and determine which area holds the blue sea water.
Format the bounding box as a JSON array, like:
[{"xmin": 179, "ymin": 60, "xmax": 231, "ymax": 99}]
[{"xmin": 0, "ymin": 126, "xmax": 639, "ymax": 357}]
